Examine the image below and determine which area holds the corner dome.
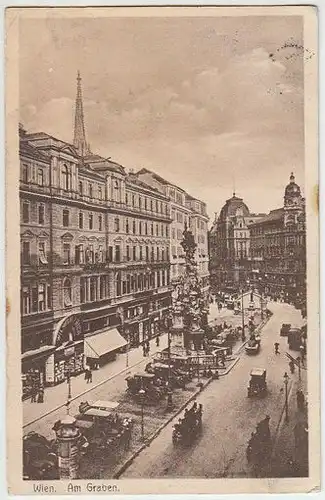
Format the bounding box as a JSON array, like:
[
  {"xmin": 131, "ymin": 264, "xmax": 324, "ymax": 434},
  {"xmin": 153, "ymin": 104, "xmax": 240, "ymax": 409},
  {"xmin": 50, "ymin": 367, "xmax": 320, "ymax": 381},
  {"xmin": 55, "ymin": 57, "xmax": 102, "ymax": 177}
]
[
  {"xmin": 219, "ymin": 193, "xmax": 250, "ymax": 221},
  {"xmin": 285, "ymin": 172, "xmax": 301, "ymax": 197}
]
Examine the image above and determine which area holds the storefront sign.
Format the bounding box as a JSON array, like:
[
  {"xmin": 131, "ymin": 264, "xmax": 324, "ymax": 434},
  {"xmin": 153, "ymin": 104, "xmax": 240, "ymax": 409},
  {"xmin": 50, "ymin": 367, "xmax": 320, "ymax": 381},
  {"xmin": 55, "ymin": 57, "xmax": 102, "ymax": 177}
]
[
  {"xmin": 45, "ymin": 354, "xmax": 55, "ymax": 384},
  {"xmin": 64, "ymin": 346, "xmax": 75, "ymax": 358}
]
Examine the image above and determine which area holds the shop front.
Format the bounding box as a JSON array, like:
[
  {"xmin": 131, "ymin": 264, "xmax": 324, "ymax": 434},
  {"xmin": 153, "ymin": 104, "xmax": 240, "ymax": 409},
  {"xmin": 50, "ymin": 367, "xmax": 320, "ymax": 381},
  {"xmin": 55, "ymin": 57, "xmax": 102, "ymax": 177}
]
[
  {"xmin": 46, "ymin": 314, "xmax": 85, "ymax": 386},
  {"xmin": 21, "ymin": 345, "xmax": 55, "ymax": 399},
  {"xmin": 84, "ymin": 327, "xmax": 127, "ymax": 368}
]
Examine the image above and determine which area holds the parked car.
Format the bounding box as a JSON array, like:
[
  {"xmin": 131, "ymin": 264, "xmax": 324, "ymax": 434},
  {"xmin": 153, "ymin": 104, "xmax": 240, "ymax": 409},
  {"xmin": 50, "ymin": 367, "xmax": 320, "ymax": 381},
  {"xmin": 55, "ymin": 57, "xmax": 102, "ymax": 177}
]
[
  {"xmin": 287, "ymin": 327, "xmax": 303, "ymax": 350},
  {"xmin": 280, "ymin": 323, "xmax": 291, "ymax": 337}
]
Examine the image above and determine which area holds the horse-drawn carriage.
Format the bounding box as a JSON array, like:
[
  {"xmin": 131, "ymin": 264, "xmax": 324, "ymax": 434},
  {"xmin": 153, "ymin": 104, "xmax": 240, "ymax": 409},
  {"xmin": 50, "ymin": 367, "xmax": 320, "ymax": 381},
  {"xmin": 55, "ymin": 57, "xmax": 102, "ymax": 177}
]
[
  {"xmin": 172, "ymin": 402, "xmax": 203, "ymax": 445},
  {"xmin": 246, "ymin": 416, "xmax": 272, "ymax": 464},
  {"xmin": 74, "ymin": 400, "xmax": 133, "ymax": 453}
]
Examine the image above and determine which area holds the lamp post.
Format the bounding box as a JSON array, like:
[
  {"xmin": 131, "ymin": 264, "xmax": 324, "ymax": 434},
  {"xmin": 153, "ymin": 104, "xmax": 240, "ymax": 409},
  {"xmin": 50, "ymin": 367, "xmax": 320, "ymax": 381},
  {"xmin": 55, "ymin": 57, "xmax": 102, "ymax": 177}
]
[
  {"xmin": 241, "ymin": 288, "xmax": 245, "ymax": 341},
  {"xmin": 166, "ymin": 326, "xmax": 173, "ymax": 411},
  {"xmin": 138, "ymin": 388, "xmax": 145, "ymax": 440},
  {"xmin": 117, "ymin": 307, "xmax": 128, "ymax": 368},
  {"xmin": 66, "ymin": 370, "xmax": 72, "ymax": 415},
  {"xmin": 284, "ymin": 371, "xmax": 289, "ymax": 422}
]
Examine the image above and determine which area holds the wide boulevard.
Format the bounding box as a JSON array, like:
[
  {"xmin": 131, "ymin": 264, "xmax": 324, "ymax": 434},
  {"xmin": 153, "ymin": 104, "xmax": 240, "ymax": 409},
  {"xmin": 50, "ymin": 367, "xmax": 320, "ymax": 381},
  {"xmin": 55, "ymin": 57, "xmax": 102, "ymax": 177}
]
[{"xmin": 121, "ymin": 301, "xmax": 304, "ymax": 478}]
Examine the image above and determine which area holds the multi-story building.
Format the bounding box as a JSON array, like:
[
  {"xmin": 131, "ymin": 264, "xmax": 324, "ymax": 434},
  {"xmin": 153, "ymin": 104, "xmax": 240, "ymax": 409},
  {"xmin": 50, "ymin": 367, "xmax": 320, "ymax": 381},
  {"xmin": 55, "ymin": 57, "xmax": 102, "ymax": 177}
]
[
  {"xmin": 208, "ymin": 193, "xmax": 265, "ymax": 290},
  {"xmin": 250, "ymin": 173, "xmax": 306, "ymax": 305},
  {"xmin": 20, "ymin": 74, "xmax": 172, "ymax": 396},
  {"xmin": 136, "ymin": 169, "xmax": 210, "ymax": 299}
]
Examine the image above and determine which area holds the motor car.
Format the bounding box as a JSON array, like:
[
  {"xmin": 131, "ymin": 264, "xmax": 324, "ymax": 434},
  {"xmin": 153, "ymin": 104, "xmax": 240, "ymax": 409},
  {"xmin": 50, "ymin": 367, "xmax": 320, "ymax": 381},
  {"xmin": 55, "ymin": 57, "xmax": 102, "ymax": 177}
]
[
  {"xmin": 245, "ymin": 339, "xmax": 260, "ymax": 355},
  {"xmin": 280, "ymin": 323, "xmax": 291, "ymax": 337},
  {"xmin": 247, "ymin": 368, "xmax": 267, "ymax": 397},
  {"xmin": 287, "ymin": 327, "xmax": 303, "ymax": 350}
]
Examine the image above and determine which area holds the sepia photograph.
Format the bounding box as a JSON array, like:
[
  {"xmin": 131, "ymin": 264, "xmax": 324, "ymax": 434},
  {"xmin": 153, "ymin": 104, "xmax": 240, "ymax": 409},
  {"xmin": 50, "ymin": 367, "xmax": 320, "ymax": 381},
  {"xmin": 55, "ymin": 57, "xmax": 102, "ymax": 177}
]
[{"xmin": 5, "ymin": 5, "xmax": 319, "ymax": 495}]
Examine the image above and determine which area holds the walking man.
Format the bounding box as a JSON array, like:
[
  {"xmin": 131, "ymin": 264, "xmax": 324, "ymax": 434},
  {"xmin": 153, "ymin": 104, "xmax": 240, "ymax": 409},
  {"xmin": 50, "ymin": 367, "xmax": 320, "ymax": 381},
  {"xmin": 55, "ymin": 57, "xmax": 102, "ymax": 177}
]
[{"xmin": 274, "ymin": 342, "xmax": 280, "ymax": 355}]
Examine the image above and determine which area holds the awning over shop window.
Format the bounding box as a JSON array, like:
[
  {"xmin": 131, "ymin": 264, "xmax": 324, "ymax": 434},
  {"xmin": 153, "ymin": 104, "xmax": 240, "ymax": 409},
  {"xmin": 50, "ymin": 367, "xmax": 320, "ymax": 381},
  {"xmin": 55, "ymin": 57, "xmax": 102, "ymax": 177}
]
[{"xmin": 84, "ymin": 329, "xmax": 127, "ymax": 359}]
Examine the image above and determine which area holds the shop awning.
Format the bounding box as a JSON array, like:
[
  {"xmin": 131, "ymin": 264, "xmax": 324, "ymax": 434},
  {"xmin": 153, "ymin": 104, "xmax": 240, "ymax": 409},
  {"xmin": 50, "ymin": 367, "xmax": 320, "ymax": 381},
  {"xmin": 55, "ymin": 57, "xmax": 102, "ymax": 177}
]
[{"xmin": 84, "ymin": 329, "xmax": 127, "ymax": 359}]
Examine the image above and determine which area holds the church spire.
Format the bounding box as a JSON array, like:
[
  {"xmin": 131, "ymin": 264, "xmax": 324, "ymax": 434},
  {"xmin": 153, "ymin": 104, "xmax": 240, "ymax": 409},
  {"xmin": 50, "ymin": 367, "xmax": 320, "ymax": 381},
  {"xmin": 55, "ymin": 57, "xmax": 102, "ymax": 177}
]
[{"xmin": 73, "ymin": 71, "xmax": 90, "ymax": 157}]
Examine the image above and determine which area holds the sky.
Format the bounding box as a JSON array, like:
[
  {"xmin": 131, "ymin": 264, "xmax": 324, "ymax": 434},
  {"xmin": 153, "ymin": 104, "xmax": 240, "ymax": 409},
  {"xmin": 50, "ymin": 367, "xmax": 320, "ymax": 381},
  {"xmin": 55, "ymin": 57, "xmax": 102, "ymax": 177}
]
[{"xmin": 19, "ymin": 14, "xmax": 305, "ymax": 222}]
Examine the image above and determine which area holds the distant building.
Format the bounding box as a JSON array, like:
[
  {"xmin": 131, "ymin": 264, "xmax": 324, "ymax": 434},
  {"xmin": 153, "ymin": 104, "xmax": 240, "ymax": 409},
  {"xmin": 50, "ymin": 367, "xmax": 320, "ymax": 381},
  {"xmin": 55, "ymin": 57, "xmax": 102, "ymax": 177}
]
[
  {"xmin": 208, "ymin": 193, "xmax": 265, "ymax": 289},
  {"xmin": 250, "ymin": 173, "xmax": 306, "ymax": 304}
]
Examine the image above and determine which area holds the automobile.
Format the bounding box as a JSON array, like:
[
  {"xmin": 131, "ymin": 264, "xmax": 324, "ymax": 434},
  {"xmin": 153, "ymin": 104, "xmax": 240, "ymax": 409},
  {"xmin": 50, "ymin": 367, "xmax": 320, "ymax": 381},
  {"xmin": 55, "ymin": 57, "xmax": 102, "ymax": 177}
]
[
  {"xmin": 280, "ymin": 323, "xmax": 291, "ymax": 337},
  {"xmin": 126, "ymin": 371, "xmax": 166, "ymax": 401},
  {"xmin": 247, "ymin": 368, "xmax": 267, "ymax": 397},
  {"xmin": 23, "ymin": 432, "xmax": 58, "ymax": 480},
  {"xmin": 234, "ymin": 307, "xmax": 241, "ymax": 315},
  {"xmin": 75, "ymin": 400, "xmax": 133, "ymax": 452},
  {"xmin": 245, "ymin": 339, "xmax": 260, "ymax": 355},
  {"xmin": 287, "ymin": 327, "xmax": 303, "ymax": 350}
]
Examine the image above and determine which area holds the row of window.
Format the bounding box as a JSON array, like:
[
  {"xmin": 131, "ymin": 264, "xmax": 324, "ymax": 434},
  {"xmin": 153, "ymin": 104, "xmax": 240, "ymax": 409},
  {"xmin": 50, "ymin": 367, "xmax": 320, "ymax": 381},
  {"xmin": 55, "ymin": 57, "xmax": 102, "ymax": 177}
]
[
  {"xmin": 115, "ymin": 217, "xmax": 169, "ymax": 238},
  {"xmin": 126, "ymin": 192, "xmax": 168, "ymax": 215},
  {"xmin": 21, "ymin": 282, "xmax": 51, "ymax": 315},
  {"xmin": 22, "ymin": 202, "xmax": 46, "ymax": 225},
  {"xmin": 115, "ymin": 269, "xmax": 170, "ymax": 297},
  {"xmin": 21, "ymin": 240, "xmax": 171, "ymax": 267},
  {"xmin": 22, "ymin": 164, "xmax": 45, "ymax": 186}
]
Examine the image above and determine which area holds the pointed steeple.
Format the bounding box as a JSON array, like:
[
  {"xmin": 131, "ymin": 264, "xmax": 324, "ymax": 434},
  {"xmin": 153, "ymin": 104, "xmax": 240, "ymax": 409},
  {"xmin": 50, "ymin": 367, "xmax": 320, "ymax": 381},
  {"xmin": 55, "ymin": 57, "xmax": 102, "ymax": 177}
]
[{"xmin": 73, "ymin": 71, "xmax": 90, "ymax": 157}]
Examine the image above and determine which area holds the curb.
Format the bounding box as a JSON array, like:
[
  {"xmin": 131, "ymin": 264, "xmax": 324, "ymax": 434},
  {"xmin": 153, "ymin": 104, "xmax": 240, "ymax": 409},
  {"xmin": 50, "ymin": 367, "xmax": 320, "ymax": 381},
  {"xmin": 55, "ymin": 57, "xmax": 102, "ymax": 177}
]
[
  {"xmin": 113, "ymin": 375, "xmax": 215, "ymax": 479},
  {"xmin": 23, "ymin": 343, "xmax": 166, "ymax": 429}
]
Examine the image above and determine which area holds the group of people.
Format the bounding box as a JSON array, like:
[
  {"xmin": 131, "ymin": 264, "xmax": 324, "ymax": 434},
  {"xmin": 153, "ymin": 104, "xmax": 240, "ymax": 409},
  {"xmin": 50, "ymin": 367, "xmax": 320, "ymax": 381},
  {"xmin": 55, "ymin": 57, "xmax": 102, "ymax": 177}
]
[
  {"xmin": 84, "ymin": 366, "xmax": 93, "ymax": 383},
  {"xmin": 142, "ymin": 340, "xmax": 151, "ymax": 357},
  {"xmin": 30, "ymin": 382, "xmax": 44, "ymax": 403}
]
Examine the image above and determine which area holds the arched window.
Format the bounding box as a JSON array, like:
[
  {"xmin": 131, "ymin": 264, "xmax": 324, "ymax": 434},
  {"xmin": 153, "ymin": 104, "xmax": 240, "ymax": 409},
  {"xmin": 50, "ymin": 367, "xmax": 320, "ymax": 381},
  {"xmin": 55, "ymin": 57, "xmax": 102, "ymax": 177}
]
[
  {"xmin": 88, "ymin": 183, "xmax": 93, "ymax": 198},
  {"xmin": 63, "ymin": 278, "xmax": 72, "ymax": 307},
  {"xmin": 79, "ymin": 181, "xmax": 83, "ymax": 195},
  {"xmin": 62, "ymin": 165, "xmax": 70, "ymax": 191}
]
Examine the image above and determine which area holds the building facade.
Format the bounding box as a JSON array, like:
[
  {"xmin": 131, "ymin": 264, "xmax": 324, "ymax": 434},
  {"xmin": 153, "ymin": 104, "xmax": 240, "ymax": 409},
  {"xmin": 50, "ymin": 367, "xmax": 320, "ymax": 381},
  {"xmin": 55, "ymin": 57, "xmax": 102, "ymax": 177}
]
[
  {"xmin": 250, "ymin": 173, "xmax": 306, "ymax": 306},
  {"xmin": 20, "ymin": 74, "xmax": 173, "ymax": 396},
  {"xmin": 208, "ymin": 193, "xmax": 265, "ymax": 291}
]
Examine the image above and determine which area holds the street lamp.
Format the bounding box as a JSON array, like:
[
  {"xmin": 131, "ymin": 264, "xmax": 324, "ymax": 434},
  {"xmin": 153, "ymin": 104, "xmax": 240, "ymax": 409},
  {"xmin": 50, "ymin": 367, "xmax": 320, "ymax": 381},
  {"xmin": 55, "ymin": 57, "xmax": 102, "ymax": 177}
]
[
  {"xmin": 138, "ymin": 388, "xmax": 145, "ymax": 440},
  {"xmin": 241, "ymin": 288, "xmax": 245, "ymax": 341},
  {"xmin": 66, "ymin": 370, "xmax": 72, "ymax": 415},
  {"xmin": 284, "ymin": 371, "xmax": 289, "ymax": 422},
  {"xmin": 166, "ymin": 328, "xmax": 173, "ymax": 411}
]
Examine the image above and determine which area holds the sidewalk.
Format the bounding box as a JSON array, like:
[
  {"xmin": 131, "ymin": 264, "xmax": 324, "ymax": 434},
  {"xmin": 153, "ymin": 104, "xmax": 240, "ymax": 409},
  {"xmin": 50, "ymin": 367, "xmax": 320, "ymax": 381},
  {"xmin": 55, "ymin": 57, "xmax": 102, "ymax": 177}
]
[
  {"xmin": 23, "ymin": 333, "xmax": 168, "ymax": 427},
  {"xmin": 269, "ymin": 375, "xmax": 308, "ymax": 477}
]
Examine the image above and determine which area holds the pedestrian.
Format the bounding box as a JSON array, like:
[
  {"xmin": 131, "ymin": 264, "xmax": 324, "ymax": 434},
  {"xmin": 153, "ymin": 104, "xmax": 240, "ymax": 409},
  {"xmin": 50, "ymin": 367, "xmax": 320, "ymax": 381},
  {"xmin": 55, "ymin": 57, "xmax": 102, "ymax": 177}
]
[
  {"xmin": 289, "ymin": 360, "xmax": 295, "ymax": 374},
  {"xmin": 30, "ymin": 384, "xmax": 37, "ymax": 403},
  {"xmin": 88, "ymin": 368, "xmax": 93, "ymax": 383},
  {"xmin": 37, "ymin": 384, "xmax": 44, "ymax": 403},
  {"xmin": 274, "ymin": 342, "xmax": 280, "ymax": 355},
  {"xmin": 146, "ymin": 340, "xmax": 150, "ymax": 355},
  {"xmin": 142, "ymin": 344, "xmax": 146, "ymax": 357},
  {"xmin": 297, "ymin": 390, "xmax": 305, "ymax": 411},
  {"xmin": 156, "ymin": 335, "xmax": 160, "ymax": 347}
]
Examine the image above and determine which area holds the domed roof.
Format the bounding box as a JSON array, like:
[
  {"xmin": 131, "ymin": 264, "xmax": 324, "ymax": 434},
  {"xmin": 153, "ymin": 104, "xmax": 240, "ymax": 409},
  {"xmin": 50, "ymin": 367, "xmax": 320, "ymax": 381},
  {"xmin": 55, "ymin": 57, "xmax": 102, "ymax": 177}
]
[
  {"xmin": 285, "ymin": 173, "xmax": 301, "ymax": 197},
  {"xmin": 219, "ymin": 193, "xmax": 250, "ymax": 221}
]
